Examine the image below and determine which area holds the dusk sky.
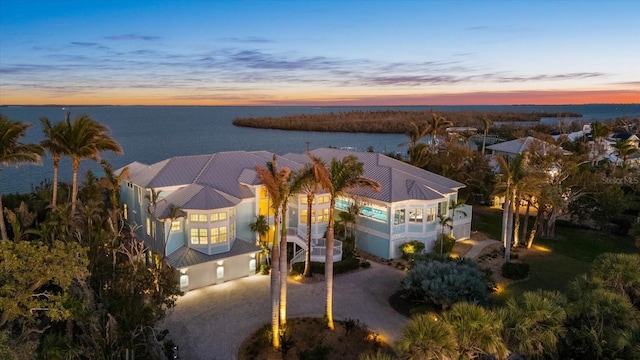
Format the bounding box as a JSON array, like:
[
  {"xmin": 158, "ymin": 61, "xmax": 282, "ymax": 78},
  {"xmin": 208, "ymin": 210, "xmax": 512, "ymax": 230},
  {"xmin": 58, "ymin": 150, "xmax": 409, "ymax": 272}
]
[{"xmin": 1, "ymin": 0, "xmax": 638, "ymax": 106}]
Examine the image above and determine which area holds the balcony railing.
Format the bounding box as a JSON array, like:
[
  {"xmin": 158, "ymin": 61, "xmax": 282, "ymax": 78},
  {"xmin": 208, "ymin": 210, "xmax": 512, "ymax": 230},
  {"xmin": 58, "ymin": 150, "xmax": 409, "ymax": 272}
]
[{"xmin": 290, "ymin": 237, "xmax": 342, "ymax": 269}]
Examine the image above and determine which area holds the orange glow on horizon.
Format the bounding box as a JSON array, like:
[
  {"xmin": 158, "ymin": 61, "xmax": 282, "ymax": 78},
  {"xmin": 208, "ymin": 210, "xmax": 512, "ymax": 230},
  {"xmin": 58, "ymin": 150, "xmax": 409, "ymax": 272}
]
[{"xmin": 1, "ymin": 89, "xmax": 638, "ymax": 106}]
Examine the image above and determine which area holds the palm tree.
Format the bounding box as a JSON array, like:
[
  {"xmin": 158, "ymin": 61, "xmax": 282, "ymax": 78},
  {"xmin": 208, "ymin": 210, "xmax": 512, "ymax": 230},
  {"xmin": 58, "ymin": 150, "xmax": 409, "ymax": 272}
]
[
  {"xmin": 448, "ymin": 199, "xmax": 467, "ymax": 239},
  {"xmin": 298, "ymin": 153, "xmax": 331, "ymax": 278},
  {"xmin": 590, "ymin": 121, "xmax": 610, "ymax": 165},
  {"xmin": 612, "ymin": 139, "xmax": 638, "ymax": 171},
  {"xmin": 325, "ymin": 155, "xmax": 380, "ymax": 330},
  {"xmin": 427, "ymin": 112, "xmax": 453, "ymax": 151},
  {"xmin": 437, "ymin": 214, "xmax": 453, "ymax": 254},
  {"xmin": 250, "ymin": 214, "xmax": 270, "ymax": 266},
  {"xmin": 255, "ymin": 154, "xmax": 290, "ymax": 348},
  {"xmin": 481, "ymin": 116, "xmax": 493, "ymax": 155},
  {"xmin": 443, "ymin": 302, "xmax": 509, "ymax": 359},
  {"xmin": 63, "ymin": 114, "xmax": 122, "ymax": 214},
  {"xmin": 40, "ymin": 116, "xmax": 69, "ymax": 208},
  {"xmin": 406, "ymin": 142, "xmax": 430, "ymax": 167},
  {"xmin": 0, "ymin": 116, "xmax": 44, "ymax": 240},
  {"xmin": 494, "ymin": 154, "xmax": 527, "ymax": 261},
  {"xmin": 395, "ymin": 313, "xmax": 459, "ymax": 360},
  {"xmin": 500, "ymin": 290, "xmax": 567, "ymax": 359},
  {"xmin": 98, "ymin": 160, "xmax": 129, "ymax": 213},
  {"xmin": 401, "ymin": 121, "xmax": 431, "ymax": 148}
]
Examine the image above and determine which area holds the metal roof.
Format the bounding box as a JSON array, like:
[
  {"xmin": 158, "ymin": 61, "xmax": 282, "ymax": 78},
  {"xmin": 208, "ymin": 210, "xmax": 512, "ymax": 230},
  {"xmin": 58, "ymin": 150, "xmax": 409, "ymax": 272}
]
[
  {"xmin": 167, "ymin": 239, "xmax": 261, "ymax": 268},
  {"xmin": 487, "ymin": 136, "xmax": 570, "ymax": 156}
]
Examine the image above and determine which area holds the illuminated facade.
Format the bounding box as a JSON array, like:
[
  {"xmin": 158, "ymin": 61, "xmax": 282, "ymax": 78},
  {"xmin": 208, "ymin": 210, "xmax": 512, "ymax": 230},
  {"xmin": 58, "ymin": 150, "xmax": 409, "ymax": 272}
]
[{"xmin": 119, "ymin": 148, "xmax": 471, "ymax": 291}]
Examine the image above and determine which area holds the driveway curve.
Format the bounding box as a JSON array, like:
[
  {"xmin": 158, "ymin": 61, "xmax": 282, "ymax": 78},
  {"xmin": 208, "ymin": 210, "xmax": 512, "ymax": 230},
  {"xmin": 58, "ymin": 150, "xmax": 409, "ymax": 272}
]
[{"xmin": 162, "ymin": 261, "xmax": 408, "ymax": 360}]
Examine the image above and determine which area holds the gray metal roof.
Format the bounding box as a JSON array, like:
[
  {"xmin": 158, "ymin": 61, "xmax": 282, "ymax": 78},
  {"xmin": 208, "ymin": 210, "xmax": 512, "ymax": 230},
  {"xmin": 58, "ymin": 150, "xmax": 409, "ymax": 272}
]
[
  {"xmin": 305, "ymin": 148, "xmax": 463, "ymax": 202},
  {"xmin": 154, "ymin": 184, "xmax": 241, "ymax": 218},
  {"xmin": 167, "ymin": 239, "xmax": 261, "ymax": 268},
  {"xmin": 487, "ymin": 136, "xmax": 570, "ymax": 156}
]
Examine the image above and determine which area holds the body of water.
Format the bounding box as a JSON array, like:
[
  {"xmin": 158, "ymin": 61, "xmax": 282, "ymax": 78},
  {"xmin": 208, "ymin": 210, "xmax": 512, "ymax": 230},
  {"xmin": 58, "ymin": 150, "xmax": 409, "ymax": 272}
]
[{"xmin": 2, "ymin": 104, "xmax": 639, "ymax": 194}]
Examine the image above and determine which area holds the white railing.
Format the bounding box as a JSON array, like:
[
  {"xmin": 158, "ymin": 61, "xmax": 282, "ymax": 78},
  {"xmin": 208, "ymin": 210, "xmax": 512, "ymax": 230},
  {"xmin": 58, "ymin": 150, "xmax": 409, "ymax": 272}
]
[{"xmin": 289, "ymin": 237, "xmax": 342, "ymax": 269}]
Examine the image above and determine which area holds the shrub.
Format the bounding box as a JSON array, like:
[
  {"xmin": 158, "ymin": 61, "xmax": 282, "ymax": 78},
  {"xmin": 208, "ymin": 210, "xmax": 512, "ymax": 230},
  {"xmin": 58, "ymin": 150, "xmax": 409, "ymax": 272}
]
[
  {"xmin": 434, "ymin": 234, "xmax": 456, "ymax": 254},
  {"xmin": 259, "ymin": 264, "xmax": 270, "ymax": 275},
  {"xmin": 401, "ymin": 256, "xmax": 494, "ymax": 309},
  {"xmin": 399, "ymin": 240, "xmax": 425, "ymax": 260},
  {"xmin": 501, "ymin": 261, "xmax": 530, "ymax": 280}
]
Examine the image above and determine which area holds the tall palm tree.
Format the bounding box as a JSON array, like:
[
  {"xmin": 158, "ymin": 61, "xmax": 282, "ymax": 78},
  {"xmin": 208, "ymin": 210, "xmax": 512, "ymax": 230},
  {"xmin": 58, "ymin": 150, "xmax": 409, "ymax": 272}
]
[
  {"xmin": 494, "ymin": 154, "xmax": 527, "ymax": 261},
  {"xmin": 427, "ymin": 112, "xmax": 453, "ymax": 151},
  {"xmin": 0, "ymin": 116, "xmax": 44, "ymax": 240},
  {"xmin": 298, "ymin": 153, "xmax": 331, "ymax": 278},
  {"xmin": 442, "ymin": 302, "xmax": 509, "ymax": 360},
  {"xmin": 401, "ymin": 121, "xmax": 431, "ymax": 148},
  {"xmin": 437, "ymin": 214, "xmax": 453, "ymax": 254},
  {"xmin": 448, "ymin": 199, "xmax": 467, "ymax": 239},
  {"xmin": 395, "ymin": 313, "xmax": 459, "ymax": 360},
  {"xmin": 481, "ymin": 116, "xmax": 493, "ymax": 155},
  {"xmin": 325, "ymin": 155, "xmax": 380, "ymax": 330},
  {"xmin": 40, "ymin": 116, "xmax": 69, "ymax": 208},
  {"xmin": 63, "ymin": 114, "xmax": 122, "ymax": 214},
  {"xmin": 255, "ymin": 155, "xmax": 290, "ymax": 348}
]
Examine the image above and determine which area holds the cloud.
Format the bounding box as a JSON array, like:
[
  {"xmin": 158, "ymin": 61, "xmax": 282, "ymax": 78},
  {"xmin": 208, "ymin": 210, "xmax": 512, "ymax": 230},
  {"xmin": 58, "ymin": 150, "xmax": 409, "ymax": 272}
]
[
  {"xmin": 104, "ymin": 34, "xmax": 161, "ymax": 41},
  {"xmin": 494, "ymin": 72, "xmax": 606, "ymax": 82},
  {"xmin": 219, "ymin": 36, "xmax": 273, "ymax": 44}
]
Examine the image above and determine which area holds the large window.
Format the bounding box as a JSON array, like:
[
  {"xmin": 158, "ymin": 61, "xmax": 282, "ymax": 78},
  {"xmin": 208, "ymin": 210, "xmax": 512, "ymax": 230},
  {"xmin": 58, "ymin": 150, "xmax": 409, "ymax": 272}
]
[
  {"xmin": 438, "ymin": 201, "xmax": 448, "ymax": 216},
  {"xmin": 409, "ymin": 208, "xmax": 423, "ymax": 223},
  {"xmin": 300, "ymin": 209, "xmax": 316, "ymax": 223},
  {"xmin": 210, "ymin": 227, "xmax": 228, "ymax": 244},
  {"xmin": 210, "ymin": 212, "xmax": 227, "ymax": 222},
  {"xmin": 171, "ymin": 221, "xmax": 181, "ymax": 231},
  {"xmin": 394, "ymin": 209, "xmax": 405, "ymax": 225},
  {"xmin": 426, "ymin": 207, "xmax": 436, "ymax": 222},
  {"xmin": 318, "ymin": 208, "xmax": 329, "ymax": 222},
  {"xmin": 190, "ymin": 228, "xmax": 208, "ymax": 245},
  {"xmin": 190, "ymin": 214, "xmax": 208, "ymax": 222}
]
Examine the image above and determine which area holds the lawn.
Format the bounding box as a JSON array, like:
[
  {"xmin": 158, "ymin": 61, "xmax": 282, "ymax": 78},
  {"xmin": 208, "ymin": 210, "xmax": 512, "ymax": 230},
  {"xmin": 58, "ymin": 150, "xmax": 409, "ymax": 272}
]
[{"xmin": 471, "ymin": 206, "xmax": 638, "ymax": 301}]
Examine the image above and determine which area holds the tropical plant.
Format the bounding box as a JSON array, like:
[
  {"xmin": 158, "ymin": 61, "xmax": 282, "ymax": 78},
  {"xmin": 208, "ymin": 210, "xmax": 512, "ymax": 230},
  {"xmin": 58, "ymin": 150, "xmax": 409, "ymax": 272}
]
[
  {"xmin": 40, "ymin": 115, "xmax": 70, "ymax": 208},
  {"xmin": 401, "ymin": 256, "xmax": 494, "ymax": 309},
  {"xmin": 612, "ymin": 139, "xmax": 638, "ymax": 171},
  {"xmin": 298, "ymin": 153, "xmax": 331, "ymax": 277},
  {"xmin": 255, "ymin": 154, "xmax": 291, "ymax": 348},
  {"xmin": 427, "ymin": 112, "xmax": 452, "ymax": 151},
  {"xmin": 0, "ymin": 116, "xmax": 44, "ymax": 240},
  {"xmin": 442, "ymin": 302, "xmax": 509, "ymax": 360},
  {"xmin": 500, "ymin": 290, "xmax": 567, "ymax": 359},
  {"xmin": 61, "ymin": 114, "xmax": 122, "ymax": 214},
  {"xmin": 437, "ymin": 214, "xmax": 452, "ymax": 255},
  {"xmin": 590, "ymin": 253, "xmax": 640, "ymax": 306},
  {"xmin": 324, "ymin": 155, "xmax": 380, "ymax": 330},
  {"xmin": 590, "ymin": 121, "xmax": 610, "ymax": 165},
  {"xmin": 250, "ymin": 214, "xmax": 270, "ymax": 265},
  {"xmin": 481, "ymin": 115, "xmax": 493, "ymax": 155},
  {"xmin": 395, "ymin": 313, "xmax": 458, "ymax": 360}
]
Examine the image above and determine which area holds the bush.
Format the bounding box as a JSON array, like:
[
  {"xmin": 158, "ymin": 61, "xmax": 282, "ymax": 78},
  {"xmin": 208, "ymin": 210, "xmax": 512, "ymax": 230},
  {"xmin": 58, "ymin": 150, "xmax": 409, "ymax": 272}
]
[
  {"xmin": 399, "ymin": 240, "xmax": 425, "ymax": 260},
  {"xmin": 434, "ymin": 234, "xmax": 456, "ymax": 254},
  {"xmin": 259, "ymin": 264, "xmax": 270, "ymax": 275},
  {"xmin": 291, "ymin": 256, "xmax": 361, "ymax": 275},
  {"xmin": 402, "ymin": 256, "xmax": 494, "ymax": 309},
  {"xmin": 501, "ymin": 261, "xmax": 530, "ymax": 280}
]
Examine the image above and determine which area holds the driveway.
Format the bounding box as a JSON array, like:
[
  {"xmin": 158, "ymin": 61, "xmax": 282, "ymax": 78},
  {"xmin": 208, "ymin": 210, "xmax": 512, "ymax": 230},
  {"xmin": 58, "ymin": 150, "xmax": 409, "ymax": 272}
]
[{"xmin": 162, "ymin": 261, "xmax": 408, "ymax": 359}]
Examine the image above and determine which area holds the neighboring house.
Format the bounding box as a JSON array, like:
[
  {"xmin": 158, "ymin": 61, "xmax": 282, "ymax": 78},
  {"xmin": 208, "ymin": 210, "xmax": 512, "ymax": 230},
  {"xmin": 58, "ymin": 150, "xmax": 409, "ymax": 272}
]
[
  {"xmin": 486, "ymin": 136, "xmax": 570, "ymax": 162},
  {"xmin": 119, "ymin": 148, "xmax": 471, "ymax": 291}
]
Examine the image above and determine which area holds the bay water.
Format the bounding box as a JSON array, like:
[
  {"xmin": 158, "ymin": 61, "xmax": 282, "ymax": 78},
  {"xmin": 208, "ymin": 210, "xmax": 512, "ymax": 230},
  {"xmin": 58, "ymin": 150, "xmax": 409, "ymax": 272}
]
[{"xmin": 1, "ymin": 104, "xmax": 639, "ymax": 194}]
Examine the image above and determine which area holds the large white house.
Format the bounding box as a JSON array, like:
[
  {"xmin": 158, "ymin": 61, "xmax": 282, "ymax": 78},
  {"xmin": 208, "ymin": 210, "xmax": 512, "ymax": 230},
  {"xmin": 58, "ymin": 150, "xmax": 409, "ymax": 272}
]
[{"xmin": 119, "ymin": 148, "xmax": 472, "ymax": 291}]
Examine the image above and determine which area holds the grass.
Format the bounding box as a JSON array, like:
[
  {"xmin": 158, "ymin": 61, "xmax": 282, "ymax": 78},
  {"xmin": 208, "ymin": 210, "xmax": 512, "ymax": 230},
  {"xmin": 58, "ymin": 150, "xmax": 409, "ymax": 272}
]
[{"xmin": 471, "ymin": 206, "xmax": 638, "ymax": 302}]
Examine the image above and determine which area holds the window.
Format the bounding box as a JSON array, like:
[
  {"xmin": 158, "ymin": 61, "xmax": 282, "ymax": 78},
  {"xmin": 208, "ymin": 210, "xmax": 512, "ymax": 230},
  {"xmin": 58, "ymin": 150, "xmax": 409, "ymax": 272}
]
[
  {"xmin": 300, "ymin": 209, "xmax": 316, "ymax": 223},
  {"xmin": 426, "ymin": 207, "xmax": 436, "ymax": 222},
  {"xmin": 210, "ymin": 212, "xmax": 227, "ymax": 222},
  {"xmin": 190, "ymin": 228, "xmax": 208, "ymax": 245},
  {"xmin": 171, "ymin": 221, "xmax": 181, "ymax": 231},
  {"xmin": 318, "ymin": 208, "xmax": 329, "ymax": 222},
  {"xmin": 394, "ymin": 209, "xmax": 405, "ymax": 225},
  {"xmin": 190, "ymin": 214, "xmax": 207, "ymax": 222},
  {"xmin": 317, "ymin": 195, "xmax": 330, "ymax": 204},
  {"xmin": 211, "ymin": 226, "xmax": 227, "ymax": 244},
  {"xmin": 409, "ymin": 208, "xmax": 423, "ymax": 223},
  {"xmin": 438, "ymin": 202, "xmax": 448, "ymax": 216}
]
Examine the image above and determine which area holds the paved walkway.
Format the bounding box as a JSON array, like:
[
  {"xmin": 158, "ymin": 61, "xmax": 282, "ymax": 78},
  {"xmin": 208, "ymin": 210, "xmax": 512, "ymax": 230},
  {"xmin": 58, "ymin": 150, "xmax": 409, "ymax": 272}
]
[
  {"xmin": 460, "ymin": 238, "xmax": 501, "ymax": 258},
  {"xmin": 161, "ymin": 239, "xmax": 498, "ymax": 359}
]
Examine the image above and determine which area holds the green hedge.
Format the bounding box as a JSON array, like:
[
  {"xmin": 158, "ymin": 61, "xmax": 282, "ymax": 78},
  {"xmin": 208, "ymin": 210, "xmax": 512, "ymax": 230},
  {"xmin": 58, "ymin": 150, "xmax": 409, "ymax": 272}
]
[
  {"xmin": 501, "ymin": 261, "xmax": 530, "ymax": 280},
  {"xmin": 291, "ymin": 256, "xmax": 361, "ymax": 275}
]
